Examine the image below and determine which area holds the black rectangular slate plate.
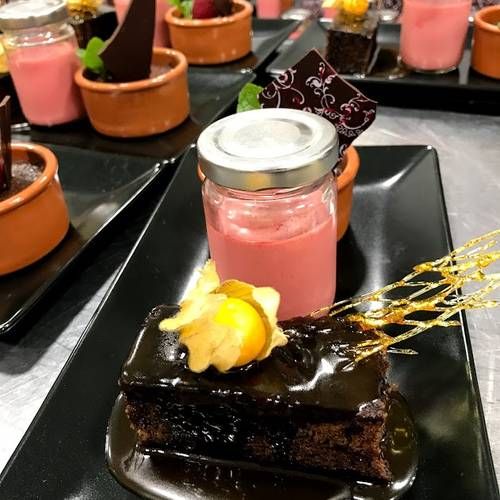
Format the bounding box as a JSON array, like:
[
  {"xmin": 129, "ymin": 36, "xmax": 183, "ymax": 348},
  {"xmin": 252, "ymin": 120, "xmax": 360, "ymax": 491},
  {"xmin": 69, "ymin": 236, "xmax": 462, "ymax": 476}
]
[
  {"xmin": 0, "ymin": 145, "xmax": 168, "ymax": 337},
  {"xmin": 267, "ymin": 21, "xmax": 500, "ymax": 115},
  {"xmin": 192, "ymin": 18, "xmax": 299, "ymax": 73},
  {"xmin": 7, "ymin": 70, "xmax": 254, "ymax": 159},
  {"xmin": 0, "ymin": 146, "xmax": 497, "ymax": 499}
]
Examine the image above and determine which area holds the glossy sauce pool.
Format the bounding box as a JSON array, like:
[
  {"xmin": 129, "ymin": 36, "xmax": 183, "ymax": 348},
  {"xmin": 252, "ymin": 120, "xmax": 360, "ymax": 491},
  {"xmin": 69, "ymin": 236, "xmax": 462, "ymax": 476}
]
[{"xmin": 106, "ymin": 392, "xmax": 418, "ymax": 500}]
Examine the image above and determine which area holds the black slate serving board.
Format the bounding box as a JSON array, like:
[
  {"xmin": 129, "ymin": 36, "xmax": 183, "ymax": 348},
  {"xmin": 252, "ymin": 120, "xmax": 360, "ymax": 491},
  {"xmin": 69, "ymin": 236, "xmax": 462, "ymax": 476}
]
[
  {"xmin": 10, "ymin": 71, "xmax": 254, "ymax": 159},
  {"xmin": 0, "ymin": 145, "xmax": 496, "ymax": 499}
]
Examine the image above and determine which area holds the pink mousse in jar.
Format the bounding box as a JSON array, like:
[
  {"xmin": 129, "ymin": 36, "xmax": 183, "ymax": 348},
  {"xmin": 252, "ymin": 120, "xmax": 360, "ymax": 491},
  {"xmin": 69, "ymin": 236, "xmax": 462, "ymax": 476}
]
[
  {"xmin": 198, "ymin": 109, "xmax": 339, "ymax": 321},
  {"xmin": 400, "ymin": 0, "xmax": 472, "ymax": 73},
  {"xmin": 114, "ymin": 0, "xmax": 170, "ymax": 47},
  {"xmin": 0, "ymin": 0, "xmax": 85, "ymax": 126}
]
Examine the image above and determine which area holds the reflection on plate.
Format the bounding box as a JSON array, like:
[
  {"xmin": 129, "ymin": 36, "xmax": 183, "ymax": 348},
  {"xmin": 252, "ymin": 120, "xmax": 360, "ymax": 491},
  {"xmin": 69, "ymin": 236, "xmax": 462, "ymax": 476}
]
[{"xmin": 106, "ymin": 393, "xmax": 417, "ymax": 500}]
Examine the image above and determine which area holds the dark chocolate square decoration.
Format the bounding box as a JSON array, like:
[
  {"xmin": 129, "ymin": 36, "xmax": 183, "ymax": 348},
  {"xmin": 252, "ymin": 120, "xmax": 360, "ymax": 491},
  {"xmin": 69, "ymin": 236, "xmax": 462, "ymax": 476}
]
[{"xmin": 259, "ymin": 49, "xmax": 377, "ymax": 155}]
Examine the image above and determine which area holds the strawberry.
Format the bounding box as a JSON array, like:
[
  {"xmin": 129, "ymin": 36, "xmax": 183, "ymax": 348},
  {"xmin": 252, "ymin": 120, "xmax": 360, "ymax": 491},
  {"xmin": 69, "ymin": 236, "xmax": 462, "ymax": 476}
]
[{"xmin": 192, "ymin": 0, "xmax": 218, "ymax": 19}]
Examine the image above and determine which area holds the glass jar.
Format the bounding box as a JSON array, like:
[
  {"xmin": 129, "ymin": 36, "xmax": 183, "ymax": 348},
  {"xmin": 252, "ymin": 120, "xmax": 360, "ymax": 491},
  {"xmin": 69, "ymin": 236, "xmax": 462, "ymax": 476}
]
[
  {"xmin": 0, "ymin": 0, "xmax": 85, "ymax": 126},
  {"xmin": 400, "ymin": 0, "xmax": 472, "ymax": 73},
  {"xmin": 198, "ymin": 109, "xmax": 338, "ymax": 321},
  {"xmin": 114, "ymin": 0, "xmax": 169, "ymax": 47}
]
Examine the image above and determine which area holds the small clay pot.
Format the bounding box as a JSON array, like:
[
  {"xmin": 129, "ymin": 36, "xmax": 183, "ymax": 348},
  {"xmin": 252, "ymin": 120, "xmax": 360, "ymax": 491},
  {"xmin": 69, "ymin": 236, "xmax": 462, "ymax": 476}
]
[
  {"xmin": 75, "ymin": 48, "xmax": 189, "ymax": 138},
  {"xmin": 197, "ymin": 145, "xmax": 360, "ymax": 241},
  {"xmin": 336, "ymin": 146, "xmax": 360, "ymax": 240},
  {"xmin": 165, "ymin": 0, "xmax": 253, "ymax": 65},
  {"xmin": 472, "ymin": 5, "xmax": 500, "ymax": 79},
  {"xmin": 0, "ymin": 143, "xmax": 69, "ymax": 276}
]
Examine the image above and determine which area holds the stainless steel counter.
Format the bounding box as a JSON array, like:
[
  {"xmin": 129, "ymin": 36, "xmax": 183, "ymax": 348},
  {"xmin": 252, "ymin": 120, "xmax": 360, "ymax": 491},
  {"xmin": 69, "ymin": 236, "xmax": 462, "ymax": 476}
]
[{"xmin": 1, "ymin": 106, "xmax": 499, "ymax": 483}]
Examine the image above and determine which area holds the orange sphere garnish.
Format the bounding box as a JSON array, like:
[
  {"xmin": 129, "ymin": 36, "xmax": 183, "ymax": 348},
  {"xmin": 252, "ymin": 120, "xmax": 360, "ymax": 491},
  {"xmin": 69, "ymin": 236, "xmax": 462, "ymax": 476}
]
[
  {"xmin": 214, "ymin": 298, "xmax": 267, "ymax": 367},
  {"xmin": 342, "ymin": 0, "xmax": 369, "ymax": 16}
]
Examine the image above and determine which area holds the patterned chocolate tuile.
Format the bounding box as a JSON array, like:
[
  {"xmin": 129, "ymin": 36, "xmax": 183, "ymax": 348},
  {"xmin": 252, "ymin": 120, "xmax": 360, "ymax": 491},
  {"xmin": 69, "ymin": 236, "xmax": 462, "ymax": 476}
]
[
  {"xmin": 0, "ymin": 96, "xmax": 12, "ymax": 193},
  {"xmin": 258, "ymin": 49, "xmax": 377, "ymax": 156}
]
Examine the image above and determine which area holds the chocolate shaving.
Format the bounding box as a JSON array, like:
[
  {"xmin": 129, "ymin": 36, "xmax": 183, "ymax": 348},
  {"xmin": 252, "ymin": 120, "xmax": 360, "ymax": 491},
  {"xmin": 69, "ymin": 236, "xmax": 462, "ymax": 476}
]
[
  {"xmin": 100, "ymin": 0, "xmax": 155, "ymax": 82},
  {"xmin": 258, "ymin": 49, "xmax": 377, "ymax": 156},
  {"xmin": 0, "ymin": 95, "xmax": 12, "ymax": 193}
]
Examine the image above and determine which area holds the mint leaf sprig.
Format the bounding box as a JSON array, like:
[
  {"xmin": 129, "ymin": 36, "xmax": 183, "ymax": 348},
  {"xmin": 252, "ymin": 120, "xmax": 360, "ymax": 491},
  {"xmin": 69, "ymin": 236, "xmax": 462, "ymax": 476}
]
[
  {"xmin": 169, "ymin": 0, "xmax": 194, "ymax": 18},
  {"xmin": 77, "ymin": 37, "xmax": 106, "ymax": 78},
  {"xmin": 237, "ymin": 83, "xmax": 264, "ymax": 113}
]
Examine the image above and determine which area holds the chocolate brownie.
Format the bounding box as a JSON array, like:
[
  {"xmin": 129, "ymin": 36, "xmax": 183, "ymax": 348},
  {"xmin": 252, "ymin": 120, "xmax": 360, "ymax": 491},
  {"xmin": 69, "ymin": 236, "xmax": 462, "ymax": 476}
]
[
  {"xmin": 325, "ymin": 11, "xmax": 379, "ymax": 75},
  {"xmin": 120, "ymin": 304, "xmax": 392, "ymax": 481}
]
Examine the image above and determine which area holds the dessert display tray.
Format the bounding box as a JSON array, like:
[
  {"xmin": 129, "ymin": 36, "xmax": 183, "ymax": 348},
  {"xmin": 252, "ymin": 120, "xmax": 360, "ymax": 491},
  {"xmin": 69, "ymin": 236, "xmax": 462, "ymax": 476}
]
[
  {"xmin": 0, "ymin": 146, "xmax": 497, "ymax": 499},
  {"xmin": 0, "ymin": 71, "xmax": 254, "ymax": 336},
  {"xmin": 7, "ymin": 71, "xmax": 255, "ymax": 159},
  {"xmin": 267, "ymin": 21, "xmax": 500, "ymax": 115}
]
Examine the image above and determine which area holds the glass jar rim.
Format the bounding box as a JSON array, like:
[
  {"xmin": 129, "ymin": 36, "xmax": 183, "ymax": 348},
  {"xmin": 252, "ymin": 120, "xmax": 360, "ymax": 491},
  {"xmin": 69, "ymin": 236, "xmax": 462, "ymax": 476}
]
[
  {"xmin": 204, "ymin": 172, "xmax": 334, "ymax": 200},
  {"xmin": 198, "ymin": 109, "xmax": 339, "ymax": 192}
]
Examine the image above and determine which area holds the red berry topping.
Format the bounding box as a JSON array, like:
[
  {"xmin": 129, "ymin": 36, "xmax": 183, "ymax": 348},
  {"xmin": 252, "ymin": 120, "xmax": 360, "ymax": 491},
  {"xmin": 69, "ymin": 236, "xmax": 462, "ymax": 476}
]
[{"xmin": 192, "ymin": 0, "xmax": 218, "ymax": 18}]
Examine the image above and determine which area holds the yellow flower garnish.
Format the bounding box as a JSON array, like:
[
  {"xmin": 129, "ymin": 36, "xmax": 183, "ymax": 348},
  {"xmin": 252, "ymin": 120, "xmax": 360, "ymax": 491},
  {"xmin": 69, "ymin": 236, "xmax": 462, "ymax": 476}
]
[{"xmin": 159, "ymin": 261, "xmax": 288, "ymax": 373}]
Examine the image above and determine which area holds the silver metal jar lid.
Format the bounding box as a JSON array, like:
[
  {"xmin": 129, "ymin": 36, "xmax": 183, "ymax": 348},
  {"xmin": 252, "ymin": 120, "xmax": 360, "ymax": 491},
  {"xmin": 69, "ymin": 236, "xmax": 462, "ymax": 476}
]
[
  {"xmin": 197, "ymin": 108, "xmax": 339, "ymax": 191},
  {"xmin": 0, "ymin": 0, "xmax": 69, "ymax": 31}
]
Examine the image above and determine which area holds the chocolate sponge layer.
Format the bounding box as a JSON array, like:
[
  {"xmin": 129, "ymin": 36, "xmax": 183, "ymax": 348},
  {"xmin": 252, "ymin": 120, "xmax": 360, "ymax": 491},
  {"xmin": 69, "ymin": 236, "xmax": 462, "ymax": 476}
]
[{"xmin": 120, "ymin": 306, "xmax": 392, "ymax": 481}]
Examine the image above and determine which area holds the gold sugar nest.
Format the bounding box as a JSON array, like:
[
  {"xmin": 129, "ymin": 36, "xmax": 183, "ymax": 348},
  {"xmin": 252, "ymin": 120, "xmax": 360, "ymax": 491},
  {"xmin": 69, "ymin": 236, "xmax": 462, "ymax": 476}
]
[{"xmin": 162, "ymin": 230, "xmax": 500, "ymax": 373}]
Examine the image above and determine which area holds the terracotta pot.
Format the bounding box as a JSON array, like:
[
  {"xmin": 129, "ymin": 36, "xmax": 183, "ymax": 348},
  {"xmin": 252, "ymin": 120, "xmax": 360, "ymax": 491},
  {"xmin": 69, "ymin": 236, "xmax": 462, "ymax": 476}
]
[
  {"xmin": 197, "ymin": 145, "xmax": 360, "ymax": 241},
  {"xmin": 336, "ymin": 146, "xmax": 360, "ymax": 240},
  {"xmin": 0, "ymin": 143, "xmax": 69, "ymax": 276},
  {"xmin": 75, "ymin": 48, "xmax": 189, "ymax": 138},
  {"xmin": 165, "ymin": 0, "xmax": 253, "ymax": 65},
  {"xmin": 472, "ymin": 5, "xmax": 500, "ymax": 79}
]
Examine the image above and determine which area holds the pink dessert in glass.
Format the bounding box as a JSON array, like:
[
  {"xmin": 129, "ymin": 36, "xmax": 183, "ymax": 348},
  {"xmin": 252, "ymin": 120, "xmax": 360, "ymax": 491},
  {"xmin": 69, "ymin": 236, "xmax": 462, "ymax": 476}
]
[
  {"xmin": 400, "ymin": 0, "xmax": 472, "ymax": 72},
  {"xmin": 114, "ymin": 0, "xmax": 170, "ymax": 47},
  {"xmin": 205, "ymin": 195, "xmax": 337, "ymax": 320},
  {"xmin": 9, "ymin": 41, "xmax": 85, "ymax": 126},
  {"xmin": 199, "ymin": 109, "xmax": 339, "ymax": 321}
]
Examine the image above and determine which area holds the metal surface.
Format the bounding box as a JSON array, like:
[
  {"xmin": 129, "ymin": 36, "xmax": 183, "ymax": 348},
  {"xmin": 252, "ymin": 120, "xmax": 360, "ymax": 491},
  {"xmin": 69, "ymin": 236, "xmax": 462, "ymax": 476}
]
[
  {"xmin": 198, "ymin": 108, "xmax": 338, "ymax": 191},
  {"xmin": 0, "ymin": 106, "xmax": 499, "ymax": 484}
]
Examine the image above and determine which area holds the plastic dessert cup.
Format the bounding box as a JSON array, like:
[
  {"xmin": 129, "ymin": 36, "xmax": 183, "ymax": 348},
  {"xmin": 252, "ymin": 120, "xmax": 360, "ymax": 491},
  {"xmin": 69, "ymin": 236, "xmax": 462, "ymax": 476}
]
[
  {"xmin": 114, "ymin": 0, "xmax": 170, "ymax": 47},
  {"xmin": 75, "ymin": 48, "xmax": 189, "ymax": 138},
  {"xmin": 198, "ymin": 145, "xmax": 360, "ymax": 242},
  {"xmin": 0, "ymin": 143, "xmax": 69, "ymax": 276},
  {"xmin": 400, "ymin": 0, "xmax": 471, "ymax": 73},
  {"xmin": 472, "ymin": 5, "xmax": 500, "ymax": 79},
  {"xmin": 165, "ymin": 0, "xmax": 252, "ymax": 65}
]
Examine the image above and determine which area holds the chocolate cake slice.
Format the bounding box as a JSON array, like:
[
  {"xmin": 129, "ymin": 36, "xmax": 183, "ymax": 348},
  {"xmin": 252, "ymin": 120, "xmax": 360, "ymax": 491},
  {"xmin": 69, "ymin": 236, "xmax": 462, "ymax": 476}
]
[
  {"xmin": 120, "ymin": 304, "xmax": 392, "ymax": 482},
  {"xmin": 325, "ymin": 11, "xmax": 379, "ymax": 75}
]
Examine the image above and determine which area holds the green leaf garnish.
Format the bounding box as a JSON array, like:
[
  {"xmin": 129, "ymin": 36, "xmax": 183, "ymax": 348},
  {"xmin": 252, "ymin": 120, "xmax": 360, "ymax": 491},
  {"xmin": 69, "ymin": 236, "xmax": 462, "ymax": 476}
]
[
  {"xmin": 78, "ymin": 37, "xmax": 106, "ymax": 77},
  {"xmin": 169, "ymin": 0, "xmax": 193, "ymax": 18},
  {"xmin": 237, "ymin": 83, "xmax": 264, "ymax": 113}
]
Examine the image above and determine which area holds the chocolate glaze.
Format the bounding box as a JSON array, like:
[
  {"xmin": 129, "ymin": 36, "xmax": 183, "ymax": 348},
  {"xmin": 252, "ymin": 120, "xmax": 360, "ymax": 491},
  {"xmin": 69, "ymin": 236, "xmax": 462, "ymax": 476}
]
[
  {"xmin": 106, "ymin": 392, "xmax": 417, "ymax": 500},
  {"xmin": 120, "ymin": 305, "xmax": 388, "ymax": 414}
]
